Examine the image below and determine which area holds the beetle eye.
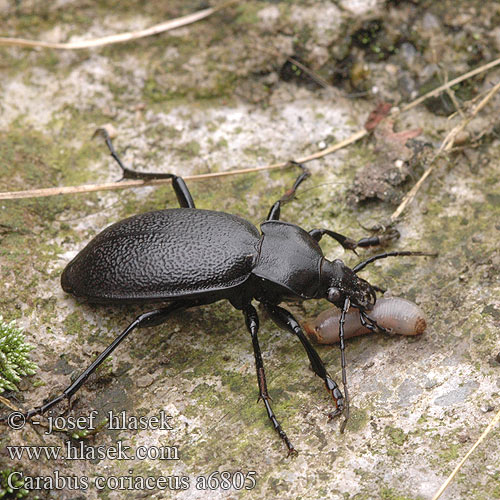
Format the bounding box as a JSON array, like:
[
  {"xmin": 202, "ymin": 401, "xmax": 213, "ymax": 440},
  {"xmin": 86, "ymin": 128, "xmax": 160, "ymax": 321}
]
[{"xmin": 327, "ymin": 287, "xmax": 341, "ymax": 303}]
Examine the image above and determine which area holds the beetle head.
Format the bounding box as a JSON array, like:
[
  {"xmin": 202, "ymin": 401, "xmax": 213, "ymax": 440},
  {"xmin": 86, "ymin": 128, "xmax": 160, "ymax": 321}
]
[{"xmin": 322, "ymin": 259, "xmax": 376, "ymax": 310}]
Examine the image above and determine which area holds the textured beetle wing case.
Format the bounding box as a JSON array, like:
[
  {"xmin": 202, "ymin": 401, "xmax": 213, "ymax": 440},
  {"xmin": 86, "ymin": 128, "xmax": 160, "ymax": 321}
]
[{"xmin": 61, "ymin": 208, "xmax": 261, "ymax": 302}]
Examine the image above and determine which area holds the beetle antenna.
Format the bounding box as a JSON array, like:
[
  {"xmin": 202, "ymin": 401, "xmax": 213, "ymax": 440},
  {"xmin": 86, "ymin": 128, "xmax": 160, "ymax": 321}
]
[
  {"xmin": 353, "ymin": 251, "xmax": 438, "ymax": 274},
  {"xmin": 338, "ymin": 297, "xmax": 350, "ymax": 433}
]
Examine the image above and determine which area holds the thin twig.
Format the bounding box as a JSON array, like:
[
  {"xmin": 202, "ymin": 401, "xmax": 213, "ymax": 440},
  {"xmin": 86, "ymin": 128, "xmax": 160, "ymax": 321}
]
[
  {"xmin": 431, "ymin": 407, "xmax": 500, "ymax": 500},
  {"xmin": 398, "ymin": 56, "xmax": 500, "ymax": 113},
  {"xmin": 443, "ymin": 72, "xmax": 465, "ymax": 119},
  {"xmin": 391, "ymin": 79, "xmax": 500, "ymax": 221},
  {"xmin": 0, "ymin": 0, "xmax": 239, "ymax": 50},
  {"xmin": 446, "ymin": 88, "xmax": 489, "ymax": 121},
  {"xmin": 0, "ymin": 164, "xmax": 286, "ymax": 200},
  {"xmin": 287, "ymin": 56, "xmax": 333, "ymax": 89},
  {"xmin": 251, "ymin": 44, "xmax": 334, "ymax": 90}
]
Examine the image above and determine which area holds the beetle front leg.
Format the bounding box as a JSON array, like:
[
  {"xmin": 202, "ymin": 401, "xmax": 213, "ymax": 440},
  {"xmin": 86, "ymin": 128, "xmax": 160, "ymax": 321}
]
[
  {"xmin": 93, "ymin": 128, "xmax": 195, "ymax": 208},
  {"xmin": 308, "ymin": 228, "xmax": 400, "ymax": 254},
  {"xmin": 243, "ymin": 304, "xmax": 297, "ymax": 456},
  {"xmin": 263, "ymin": 304, "xmax": 346, "ymax": 424},
  {"xmin": 359, "ymin": 310, "xmax": 391, "ymax": 335}
]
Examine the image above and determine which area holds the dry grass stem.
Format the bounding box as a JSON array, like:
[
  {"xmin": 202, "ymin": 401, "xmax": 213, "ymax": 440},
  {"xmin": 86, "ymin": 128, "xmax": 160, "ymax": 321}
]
[
  {"xmin": 431, "ymin": 407, "xmax": 500, "ymax": 500},
  {"xmin": 399, "ymin": 56, "xmax": 500, "ymax": 113},
  {"xmin": 0, "ymin": 394, "xmax": 20, "ymax": 412},
  {"xmin": 286, "ymin": 56, "xmax": 333, "ymax": 89},
  {"xmin": 391, "ymin": 79, "xmax": 500, "ymax": 221},
  {"xmin": 0, "ymin": 1, "xmax": 239, "ymax": 50}
]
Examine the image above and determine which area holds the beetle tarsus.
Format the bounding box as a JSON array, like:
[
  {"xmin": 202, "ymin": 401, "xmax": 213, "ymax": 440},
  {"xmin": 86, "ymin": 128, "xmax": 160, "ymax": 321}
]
[
  {"xmin": 329, "ymin": 386, "xmax": 350, "ymax": 433},
  {"xmin": 356, "ymin": 227, "xmax": 400, "ymax": 248},
  {"xmin": 325, "ymin": 378, "xmax": 344, "ymax": 411},
  {"xmin": 359, "ymin": 310, "xmax": 390, "ymax": 335},
  {"xmin": 279, "ymin": 161, "xmax": 310, "ymax": 203},
  {"xmin": 308, "ymin": 227, "xmax": 400, "ymax": 254},
  {"xmin": 371, "ymin": 285, "xmax": 386, "ymax": 294},
  {"xmin": 262, "ymin": 396, "xmax": 296, "ymax": 455}
]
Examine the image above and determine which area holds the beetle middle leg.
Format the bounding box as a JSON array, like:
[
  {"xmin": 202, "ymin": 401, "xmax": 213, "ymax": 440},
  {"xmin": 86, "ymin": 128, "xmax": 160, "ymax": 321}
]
[
  {"xmin": 243, "ymin": 304, "xmax": 297, "ymax": 456},
  {"xmin": 21, "ymin": 300, "xmax": 191, "ymax": 421},
  {"xmin": 263, "ymin": 304, "xmax": 346, "ymax": 422},
  {"xmin": 93, "ymin": 127, "xmax": 195, "ymax": 208}
]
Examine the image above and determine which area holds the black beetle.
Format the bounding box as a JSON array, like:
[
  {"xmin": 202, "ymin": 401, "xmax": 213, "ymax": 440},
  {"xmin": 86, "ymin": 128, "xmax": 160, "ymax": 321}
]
[{"xmin": 15, "ymin": 129, "xmax": 435, "ymax": 455}]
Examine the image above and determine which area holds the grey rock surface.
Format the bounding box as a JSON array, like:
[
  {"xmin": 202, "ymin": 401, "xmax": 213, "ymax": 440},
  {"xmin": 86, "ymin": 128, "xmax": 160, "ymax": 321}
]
[{"xmin": 0, "ymin": 1, "xmax": 499, "ymax": 499}]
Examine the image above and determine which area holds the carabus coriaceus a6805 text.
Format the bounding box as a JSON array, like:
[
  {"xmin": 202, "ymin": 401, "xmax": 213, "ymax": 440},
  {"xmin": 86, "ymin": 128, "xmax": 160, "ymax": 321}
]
[{"xmin": 10, "ymin": 129, "xmax": 436, "ymax": 455}]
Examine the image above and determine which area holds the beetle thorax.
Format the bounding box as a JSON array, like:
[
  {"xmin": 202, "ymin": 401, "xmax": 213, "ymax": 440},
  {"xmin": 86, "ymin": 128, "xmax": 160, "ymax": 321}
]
[{"xmin": 251, "ymin": 221, "xmax": 325, "ymax": 300}]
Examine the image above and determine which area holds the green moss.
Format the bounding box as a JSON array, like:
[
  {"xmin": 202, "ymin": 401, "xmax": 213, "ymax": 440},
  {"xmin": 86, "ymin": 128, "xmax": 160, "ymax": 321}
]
[
  {"xmin": 379, "ymin": 488, "xmax": 419, "ymax": 500},
  {"xmin": 143, "ymin": 76, "xmax": 180, "ymax": 103},
  {"xmin": 62, "ymin": 311, "xmax": 86, "ymax": 337},
  {"xmin": 178, "ymin": 140, "xmax": 201, "ymax": 160},
  {"xmin": 215, "ymin": 138, "xmax": 228, "ymax": 149},
  {"xmin": 242, "ymin": 145, "xmax": 271, "ymax": 159},
  {"xmin": 234, "ymin": 3, "xmax": 262, "ymax": 26},
  {"xmin": 385, "ymin": 425, "xmax": 407, "ymax": 446},
  {"xmin": 346, "ymin": 407, "xmax": 369, "ymax": 432},
  {"xmin": 0, "ymin": 468, "xmax": 32, "ymax": 499},
  {"xmin": 186, "ymin": 383, "xmax": 221, "ymax": 410},
  {"xmin": 437, "ymin": 442, "xmax": 461, "ymax": 462},
  {"xmin": 0, "ymin": 124, "xmax": 100, "ymax": 221},
  {"xmin": 36, "ymin": 50, "xmax": 60, "ymax": 70},
  {"xmin": 0, "ymin": 316, "xmax": 37, "ymax": 393}
]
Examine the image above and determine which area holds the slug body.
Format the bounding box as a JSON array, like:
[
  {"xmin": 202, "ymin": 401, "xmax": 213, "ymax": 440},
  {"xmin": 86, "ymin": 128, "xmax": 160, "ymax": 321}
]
[{"xmin": 304, "ymin": 296, "xmax": 427, "ymax": 344}]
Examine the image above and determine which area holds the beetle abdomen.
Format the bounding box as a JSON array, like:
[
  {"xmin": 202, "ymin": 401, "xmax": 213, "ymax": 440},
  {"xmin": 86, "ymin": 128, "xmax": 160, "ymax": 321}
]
[{"xmin": 61, "ymin": 209, "xmax": 260, "ymax": 302}]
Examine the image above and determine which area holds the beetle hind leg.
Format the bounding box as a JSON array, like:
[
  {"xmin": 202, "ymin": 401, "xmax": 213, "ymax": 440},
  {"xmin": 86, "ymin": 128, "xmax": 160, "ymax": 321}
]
[
  {"xmin": 15, "ymin": 301, "xmax": 190, "ymax": 422},
  {"xmin": 266, "ymin": 162, "xmax": 310, "ymax": 221},
  {"xmin": 243, "ymin": 304, "xmax": 297, "ymax": 456},
  {"xmin": 93, "ymin": 127, "xmax": 195, "ymax": 208}
]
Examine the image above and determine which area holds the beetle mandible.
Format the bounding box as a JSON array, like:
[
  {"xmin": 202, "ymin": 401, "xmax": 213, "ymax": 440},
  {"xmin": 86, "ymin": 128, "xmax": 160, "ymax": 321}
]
[{"xmin": 16, "ymin": 129, "xmax": 435, "ymax": 455}]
